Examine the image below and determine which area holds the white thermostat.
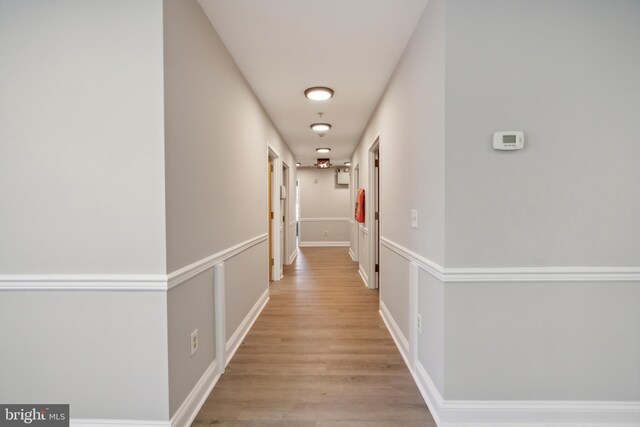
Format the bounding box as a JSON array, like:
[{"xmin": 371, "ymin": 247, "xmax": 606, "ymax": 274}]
[{"xmin": 493, "ymin": 131, "xmax": 524, "ymax": 150}]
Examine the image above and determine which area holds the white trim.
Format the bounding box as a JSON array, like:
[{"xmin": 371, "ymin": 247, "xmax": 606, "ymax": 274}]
[
  {"xmin": 299, "ymin": 217, "xmax": 351, "ymax": 222},
  {"xmin": 359, "ymin": 264, "xmax": 369, "ymax": 287},
  {"xmin": 349, "ymin": 219, "xmax": 356, "ymax": 225},
  {"xmin": 288, "ymin": 249, "xmax": 298, "ymax": 264},
  {"xmin": 268, "ymin": 146, "xmax": 283, "ymax": 282},
  {"xmin": 380, "ymin": 237, "xmax": 640, "ymax": 283},
  {"xmin": 380, "ymin": 237, "xmax": 444, "ymax": 281},
  {"xmin": 71, "ymin": 421, "xmax": 169, "ymax": 427},
  {"xmin": 445, "ymin": 267, "xmax": 640, "ymax": 283},
  {"xmin": 298, "ymin": 241, "xmax": 350, "ymax": 247},
  {"xmin": 0, "ymin": 275, "xmax": 167, "ymax": 291},
  {"xmin": 409, "ymin": 262, "xmax": 419, "ymax": 371},
  {"xmin": 225, "ymin": 286, "xmax": 269, "ymax": 366},
  {"xmin": 214, "ymin": 263, "xmax": 226, "ymax": 374},
  {"xmin": 168, "ymin": 234, "xmax": 267, "ymax": 290},
  {"xmin": 169, "ymin": 360, "xmax": 221, "ymax": 427},
  {"xmin": 379, "ymin": 300, "xmax": 410, "ymax": 367},
  {"xmin": 368, "ymin": 135, "xmax": 380, "ymax": 291},
  {"xmin": 359, "ymin": 225, "xmax": 369, "ymax": 235},
  {"xmin": 413, "ymin": 362, "xmax": 444, "ymax": 426},
  {"xmin": 348, "ymin": 248, "xmax": 356, "ymax": 261},
  {"xmin": 414, "ymin": 361, "xmax": 640, "ymax": 427},
  {"xmin": 288, "ymin": 220, "xmax": 297, "ymax": 228}
]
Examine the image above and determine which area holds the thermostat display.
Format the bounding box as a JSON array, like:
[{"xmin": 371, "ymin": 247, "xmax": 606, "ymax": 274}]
[{"xmin": 493, "ymin": 131, "xmax": 524, "ymax": 150}]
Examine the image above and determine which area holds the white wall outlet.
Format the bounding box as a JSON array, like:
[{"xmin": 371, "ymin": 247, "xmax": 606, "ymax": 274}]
[
  {"xmin": 190, "ymin": 329, "xmax": 199, "ymax": 356},
  {"xmin": 416, "ymin": 313, "xmax": 422, "ymax": 334},
  {"xmin": 323, "ymin": 230, "xmax": 329, "ymax": 237},
  {"xmin": 411, "ymin": 209, "xmax": 418, "ymax": 229}
]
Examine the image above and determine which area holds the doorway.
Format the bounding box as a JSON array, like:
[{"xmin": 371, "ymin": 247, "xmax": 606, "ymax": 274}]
[
  {"xmin": 281, "ymin": 163, "xmax": 289, "ymax": 270},
  {"xmin": 368, "ymin": 137, "xmax": 380, "ymax": 290},
  {"xmin": 268, "ymin": 156, "xmax": 273, "ymax": 281},
  {"xmin": 353, "ymin": 164, "xmax": 360, "ymax": 262},
  {"xmin": 268, "ymin": 147, "xmax": 284, "ymax": 282}
]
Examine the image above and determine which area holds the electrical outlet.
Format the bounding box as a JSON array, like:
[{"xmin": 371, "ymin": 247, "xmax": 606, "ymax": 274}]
[
  {"xmin": 416, "ymin": 313, "xmax": 422, "ymax": 334},
  {"xmin": 323, "ymin": 230, "xmax": 329, "ymax": 237},
  {"xmin": 411, "ymin": 209, "xmax": 418, "ymax": 229},
  {"xmin": 190, "ymin": 329, "xmax": 199, "ymax": 356}
]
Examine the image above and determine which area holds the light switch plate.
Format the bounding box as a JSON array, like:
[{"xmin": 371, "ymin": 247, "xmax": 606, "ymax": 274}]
[{"xmin": 411, "ymin": 209, "xmax": 418, "ymax": 229}]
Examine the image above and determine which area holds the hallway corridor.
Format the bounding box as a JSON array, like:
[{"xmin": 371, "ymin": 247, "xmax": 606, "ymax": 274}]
[{"xmin": 193, "ymin": 247, "xmax": 436, "ymax": 426}]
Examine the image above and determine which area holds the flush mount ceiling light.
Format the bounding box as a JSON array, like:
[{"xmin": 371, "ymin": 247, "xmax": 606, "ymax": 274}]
[
  {"xmin": 296, "ymin": 162, "xmax": 301, "ymax": 167},
  {"xmin": 304, "ymin": 87, "xmax": 334, "ymax": 101},
  {"xmin": 344, "ymin": 162, "xmax": 351, "ymax": 166},
  {"xmin": 310, "ymin": 123, "xmax": 331, "ymax": 132},
  {"xmin": 316, "ymin": 148, "xmax": 331, "ymax": 153}
]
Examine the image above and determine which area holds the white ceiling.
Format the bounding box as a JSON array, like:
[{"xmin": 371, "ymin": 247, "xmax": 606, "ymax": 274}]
[{"xmin": 198, "ymin": 0, "xmax": 428, "ymax": 166}]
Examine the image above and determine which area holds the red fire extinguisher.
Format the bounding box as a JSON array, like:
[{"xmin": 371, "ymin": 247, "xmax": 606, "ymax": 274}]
[{"xmin": 355, "ymin": 188, "xmax": 365, "ymax": 223}]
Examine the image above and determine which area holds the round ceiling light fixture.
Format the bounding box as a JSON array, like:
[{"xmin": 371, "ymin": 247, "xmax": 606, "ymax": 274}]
[
  {"xmin": 344, "ymin": 161, "xmax": 351, "ymax": 166},
  {"xmin": 310, "ymin": 123, "xmax": 331, "ymax": 132},
  {"xmin": 304, "ymin": 87, "xmax": 334, "ymax": 101},
  {"xmin": 296, "ymin": 162, "xmax": 301, "ymax": 167},
  {"xmin": 316, "ymin": 148, "xmax": 331, "ymax": 153}
]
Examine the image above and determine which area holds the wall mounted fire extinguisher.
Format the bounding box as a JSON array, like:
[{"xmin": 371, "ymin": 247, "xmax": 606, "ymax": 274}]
[{"xmin": 355, "ymin": 188, "xmax": 365, "ymax": 223}]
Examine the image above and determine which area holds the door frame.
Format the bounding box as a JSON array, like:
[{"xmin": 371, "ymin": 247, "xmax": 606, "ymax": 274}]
[
  {"xmin": 352, "ymin": 164, "xmax": 360, "ymax": 262},
  {"xmin": 268, "ymin": 146, "xmax": 283, "ymax": 282},
  {"xmin": 282, "ymin": 161, "xmax": 290, "ymax": 268},
  {"xmin": 368, "ymin": 134, "xmax": 380, "ymax": 290}
]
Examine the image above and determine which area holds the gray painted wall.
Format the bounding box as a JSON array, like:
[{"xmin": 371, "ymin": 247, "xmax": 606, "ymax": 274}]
[
  {"xmin": 0, "ymin": 0, "xmax": 166, "ymax": 274},
  {"xmin": 1, "ymin": 0, "xmax": 297, "ymax": 422},
  {"xmin": 445, "ymin": 281, "xmax": 640, "ymax": 401},
  {"xmin": 350, "ymin": 0, "xmax": 640, "ymax": 406},
  {"xmin": 163, "ymin": 0, "xmax": 293, "ymax": 273},
  {"xmin": 0, "ymin": 291, "xmax": 169, "ymax": 420},
  {"xmin": 163, "ymin": 0, "xmax": 292, "ymax": 418},
  {"xmin": 445, "ymin": 0, "xmax": 640, "ymax": 268},
  {"xmin": 298, "ymin": 167, "xmax": 350, "ymax": 243},
  {"xmin": 442, "ymin": 0, "xmax": 640, "ymax": 401},
  {"xmin": 0, "ymin": 1, "xmax": 169, "ymax": 421},
  {"xmin": 167, "ymin": 270, "xmax": 216, "ymax": 416},
  {"xmin": 350, "ymin": 0, "xmax": 446, "ymax": 390},
  {"xmin": 224, "ymin": 242, "xmax": 269, "ymax": 340}
]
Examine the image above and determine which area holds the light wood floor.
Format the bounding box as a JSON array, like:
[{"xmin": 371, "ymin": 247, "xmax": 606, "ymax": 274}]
[{"xmin": 192, "ymin": 246, "xmax": 436, "ymax": 427}]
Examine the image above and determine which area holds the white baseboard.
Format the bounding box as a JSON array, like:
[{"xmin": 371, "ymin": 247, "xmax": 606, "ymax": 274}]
[
  {"xmin": 414, "ymin": 360, "xmax": 640, "ymax": 426},
  {"xmin": 298, "ymin": 241, "xmax": 350, "ymax": 247},
  {"xmin": 379, "ymin": 300, "xmax": 409, "ymax": 365},
  {"xmin": 358, "ymin": 263, "xmax": 369, "ymax": 287},
  {"xmin": 378, "ymin": 300, "xmax": 640, "ymax": 427},
  {"xmin": 225, "ymin": 287, "xmax": 269, "ymax": 365},
  {"xmin": 71, "ymin": 362, "xmax": 222, "ymax": 427},
  {"xmin": 71, "ymin": 421, "xmax": 170, "ymax": 427},
  {"xmin": 170, "ymin": 360, "xmax": 221, "ymax": 427},
  {"xmin": 348, "ymin": 248, "xmax": 356, "ymax": 261},
  {"xmin": 288, "ymin": 249, "xmax": 298, "ymax": 264}
]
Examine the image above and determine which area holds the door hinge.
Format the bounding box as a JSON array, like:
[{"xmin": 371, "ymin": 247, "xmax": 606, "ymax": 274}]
[
  {"xmin": 375, "ymin": 212, "xmax": 379, "ymax": 220},
  {"xmin": 283, "ymin": 215, "xmax": 285, "ymax": 222},
  {"xmin": 270, "ymin": 165, "xmax": 273, "ymax": 172},
  {"xmin": 375, "ymin": 264, "xmax": 379, "ymax": 273},
  {"xmin": 270, "ymin": 211, "xmax": 274, "ymax": 219},
  {"xmin": 375, "ymin": 159, "xmax": 379, "ymax": 167},
  {"xmin": 270, "ymin": 258, "xmax": 274, "ymax": 266}
]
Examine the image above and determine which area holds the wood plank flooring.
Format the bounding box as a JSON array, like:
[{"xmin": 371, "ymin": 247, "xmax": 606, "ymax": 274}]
[{"xmin": 192, "ymin": 246, "xmax": 436, "ymax": 427}]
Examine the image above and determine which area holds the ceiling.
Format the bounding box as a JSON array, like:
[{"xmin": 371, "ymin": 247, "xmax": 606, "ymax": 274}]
[{"xmin": 198, "ymin": 0, "xmax": 428, "ymax": 166}]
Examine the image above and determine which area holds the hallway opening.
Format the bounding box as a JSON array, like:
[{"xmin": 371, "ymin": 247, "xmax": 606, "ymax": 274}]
[{"xmin": 193, "ymin": 247, "xmax": 436, "ymax": 426}]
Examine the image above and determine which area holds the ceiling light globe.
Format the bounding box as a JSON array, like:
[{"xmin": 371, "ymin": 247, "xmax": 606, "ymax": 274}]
[
  {"xmin": 304, "ymin": 87, "xmax": 334, "ymax": 101},
  {"xmin": 311, "ymin": 123, "xmax": 331, "ymax": 132}
]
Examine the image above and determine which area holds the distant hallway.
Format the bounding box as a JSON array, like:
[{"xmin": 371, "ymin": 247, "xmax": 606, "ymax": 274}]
[{"xmin": 193, "ymin": 247, "xmax": 436, "ymax": 426}]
